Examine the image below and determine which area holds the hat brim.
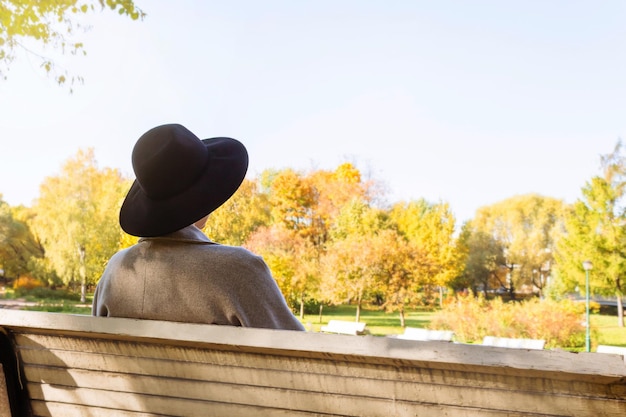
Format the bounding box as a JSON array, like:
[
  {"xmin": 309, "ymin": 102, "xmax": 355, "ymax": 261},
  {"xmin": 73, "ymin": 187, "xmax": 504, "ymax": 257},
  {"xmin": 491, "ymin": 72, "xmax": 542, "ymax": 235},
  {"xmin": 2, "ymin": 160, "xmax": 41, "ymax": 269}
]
[{"xmin": 119, "ymin": 137, "xmax": 248, "ymax": 237}]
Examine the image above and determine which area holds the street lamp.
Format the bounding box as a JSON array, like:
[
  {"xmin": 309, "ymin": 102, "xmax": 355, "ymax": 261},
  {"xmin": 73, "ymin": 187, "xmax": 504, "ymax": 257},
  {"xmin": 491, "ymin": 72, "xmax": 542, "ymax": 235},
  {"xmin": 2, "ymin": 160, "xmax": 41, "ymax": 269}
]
[{"xmin": 582, "ymin": 260, "xmax": 593, "ymax": 352}]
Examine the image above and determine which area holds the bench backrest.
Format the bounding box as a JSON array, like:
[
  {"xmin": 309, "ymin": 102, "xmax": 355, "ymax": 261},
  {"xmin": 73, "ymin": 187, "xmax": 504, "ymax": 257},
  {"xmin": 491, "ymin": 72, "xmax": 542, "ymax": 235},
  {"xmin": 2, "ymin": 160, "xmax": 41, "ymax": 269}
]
[
  {"xmin": 320, "ymin": 319, "xmax": 367, "ymax": 335},
  {"xmin": 1, "ymin": 310, "xmax": 625, "ymax": 417},
  {"xmin": 396, "ymin": 327, "xmax": 454, "ymax": 341},
  {"xmin": 482, "ymin": 335, "xmax": 546, "ymax": 350},
  {"xmin": 597, "ymin": 344, "xmax": 626, "ymax": 362}
]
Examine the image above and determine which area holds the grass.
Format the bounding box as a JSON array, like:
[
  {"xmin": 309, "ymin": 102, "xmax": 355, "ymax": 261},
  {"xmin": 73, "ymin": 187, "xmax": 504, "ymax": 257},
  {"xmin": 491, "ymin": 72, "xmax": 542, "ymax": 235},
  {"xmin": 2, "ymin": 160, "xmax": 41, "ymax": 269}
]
[
  {"xmin": 299, "ymin": 304, "xmax": 434, "ymax": 336},
  {"xmin": 0, "ymin": 287, "xmax": 92, "ymax": 315},
  {"xmin": 592, "ymin": 314, "xmax": 626, "ymax": 348}
]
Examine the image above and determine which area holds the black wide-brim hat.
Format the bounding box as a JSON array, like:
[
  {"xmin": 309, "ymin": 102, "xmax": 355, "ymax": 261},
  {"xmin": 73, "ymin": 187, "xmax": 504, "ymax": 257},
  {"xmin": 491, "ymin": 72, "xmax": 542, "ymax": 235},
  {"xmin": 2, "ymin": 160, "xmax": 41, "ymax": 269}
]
[{"xmin": 119, "ymin": 124, "xmax": 248, "ymax": 237}]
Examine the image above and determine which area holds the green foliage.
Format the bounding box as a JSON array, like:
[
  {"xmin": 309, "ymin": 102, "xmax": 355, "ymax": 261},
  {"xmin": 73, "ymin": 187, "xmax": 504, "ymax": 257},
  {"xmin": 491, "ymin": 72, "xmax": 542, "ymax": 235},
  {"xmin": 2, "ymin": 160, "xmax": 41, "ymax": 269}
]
[
  {"xmin": 429, "ymin": 293, "xmax": 587, "ymax": 349},
  {"xmin": 554, "ymin": 140, "xmax": 626, "ymax": 327},
  {"xmin": 30, "ymin": 148, "xmax": 128, "ymax": 290},
  {"xmin": 203, "ymin": 179, "xmax": 270, "ymax": 246},
  {"xmin": 0, "ymin": 199, "xmax": 44, "ymax": 278},
  {"xmin": 466, "ymin": 194, "xmax": 566, "ymax": 296},
  {"xmin": 0, "ymin": 0, "xmax": 144, "ymax": 89}
]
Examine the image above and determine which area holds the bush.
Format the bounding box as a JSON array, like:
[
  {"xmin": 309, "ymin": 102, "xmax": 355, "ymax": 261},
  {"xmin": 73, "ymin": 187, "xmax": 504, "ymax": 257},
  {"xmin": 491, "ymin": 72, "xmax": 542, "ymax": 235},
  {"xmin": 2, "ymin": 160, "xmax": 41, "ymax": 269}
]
[
  {"xmin": 12, "ymin": 276, "xmax": 43, "ymax": 291},
  {"xmin": 429, "ymin": 293, "xmax": 586, "ymax": 349}
]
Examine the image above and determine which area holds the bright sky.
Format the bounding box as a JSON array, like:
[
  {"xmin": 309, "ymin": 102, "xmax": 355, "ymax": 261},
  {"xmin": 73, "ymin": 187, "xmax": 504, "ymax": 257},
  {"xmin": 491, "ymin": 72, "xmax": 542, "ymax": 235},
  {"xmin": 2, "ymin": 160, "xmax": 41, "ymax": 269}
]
[{"xmin": 1, "ymin": 1, "xmax": 625, "ymax": 224}]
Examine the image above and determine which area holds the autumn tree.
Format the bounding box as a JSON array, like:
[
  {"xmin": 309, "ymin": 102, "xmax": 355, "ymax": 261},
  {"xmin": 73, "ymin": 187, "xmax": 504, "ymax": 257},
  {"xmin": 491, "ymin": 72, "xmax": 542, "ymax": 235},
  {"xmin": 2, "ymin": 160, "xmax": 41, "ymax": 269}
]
[
  {"xmin": 390, "ymin": 199, "xmax": 462, "ymax": 305},
  {"xmin": 203, "ymin": 179, "xmax": 271, "ymax": 246},
  {"xmin": 0, "ymin": 198, "xmax": 44, "ymax": 280},
  {"xmin": 266, "ymin": 163, "xmax": 372, "ymax": 247},
  {"xmin": 375, "ymin": 230, "xmax": 428, "ymax": 327},
  {"xmin": 245, "ymin": 224, "xmax": 319, "ymax": 317},
  {"xmin": 30, "ymin": 148, "xmax": 127, "ymax": 301},
  {"xmin": 470, "ymin": 194, "xmax": 566, "ymax": 297},
  {"xmin": 321, "ymin": 199, "xmax": 391, "ymax": 322},
  {"xmin": 307, "ymin": 162, "xmax": 371, "ymax": 244},
  {"xmin": 555, "ymin": 141, "xmax": 626, "ymax": 327},
  {"xmin": 0, "ymin": 0, "xmax": 144, "ymax": 89},
  {"xmin": 266, "ymin": 168, "xmax": 316, "ymax": 238},
  {"xmin": 455, "ymin": 225, "xmax": 506, "ymax": 295}
]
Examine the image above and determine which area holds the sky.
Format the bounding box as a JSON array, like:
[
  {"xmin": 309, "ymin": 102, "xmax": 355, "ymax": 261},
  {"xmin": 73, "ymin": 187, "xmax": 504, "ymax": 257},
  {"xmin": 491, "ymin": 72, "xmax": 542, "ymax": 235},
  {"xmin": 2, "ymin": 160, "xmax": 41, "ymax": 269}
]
[{"xmin": 1, "ymin": 0, "xmax": 625, "ymax": 224}]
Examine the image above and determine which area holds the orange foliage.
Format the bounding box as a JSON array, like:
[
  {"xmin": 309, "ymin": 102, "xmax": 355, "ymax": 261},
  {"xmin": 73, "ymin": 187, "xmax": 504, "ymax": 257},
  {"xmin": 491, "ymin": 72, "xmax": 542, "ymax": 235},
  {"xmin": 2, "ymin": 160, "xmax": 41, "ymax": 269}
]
[{"xmin": 13, "ymin": 275, "xmax": 44, "ymax": 290}]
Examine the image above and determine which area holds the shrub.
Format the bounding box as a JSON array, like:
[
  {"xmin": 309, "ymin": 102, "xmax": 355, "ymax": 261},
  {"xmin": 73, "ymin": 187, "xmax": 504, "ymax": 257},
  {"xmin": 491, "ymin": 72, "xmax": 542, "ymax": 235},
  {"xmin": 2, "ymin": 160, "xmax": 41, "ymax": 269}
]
[
  {"xmin": 429, "ymin": 293, "xmax": 586, "ymax": 349},
  {"xmin": 12, "ymin": 276, "xmax": 43, "ymax": 291}
]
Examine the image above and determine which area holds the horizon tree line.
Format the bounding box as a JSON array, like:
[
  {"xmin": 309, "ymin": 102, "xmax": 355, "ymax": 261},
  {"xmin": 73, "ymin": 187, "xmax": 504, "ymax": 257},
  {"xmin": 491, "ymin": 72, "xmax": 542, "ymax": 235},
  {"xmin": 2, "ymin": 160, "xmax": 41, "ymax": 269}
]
[{"xmin": 0, "ymin": 141, "xmax": 625, "ymax": 327}]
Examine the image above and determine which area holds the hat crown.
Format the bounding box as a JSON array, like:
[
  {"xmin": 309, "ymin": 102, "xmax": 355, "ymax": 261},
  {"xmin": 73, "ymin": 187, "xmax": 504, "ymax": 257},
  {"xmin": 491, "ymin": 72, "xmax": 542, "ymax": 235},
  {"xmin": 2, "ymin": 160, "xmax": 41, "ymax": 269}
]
[{"xmin": 132, "ymin": 124, "xmax": 208, "ymax": 200}]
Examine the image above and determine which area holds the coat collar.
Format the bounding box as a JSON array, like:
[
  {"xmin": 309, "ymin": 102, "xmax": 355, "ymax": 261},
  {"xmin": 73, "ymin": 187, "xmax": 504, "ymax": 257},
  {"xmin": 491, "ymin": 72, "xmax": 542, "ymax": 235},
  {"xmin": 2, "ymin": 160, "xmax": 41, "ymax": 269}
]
[{"xmin": 139, "ymin": 224, "xmax": 213, "ymax": 244}]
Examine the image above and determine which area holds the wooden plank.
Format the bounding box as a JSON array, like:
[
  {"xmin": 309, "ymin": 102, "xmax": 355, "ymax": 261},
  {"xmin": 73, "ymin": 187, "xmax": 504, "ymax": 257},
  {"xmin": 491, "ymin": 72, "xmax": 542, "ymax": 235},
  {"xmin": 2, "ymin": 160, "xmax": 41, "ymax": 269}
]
[
  {"xmin": 15, "ymin": 333, "xmax": 626, "ymax": 401},
  {"xmin": 31, "ymin": 400, "xmax": 168, "ymax": 417},
  {"xmin": 21, "ymin": 365, "xmax": 626, "ymax": 417},
  {"xmin": 30, "ymin": 399, "xmax": 333, "ymax": 417},
  {"xmin": 26, "ymin": 382, "xmax": 551, "ymax": 417},
  {"xmin": 2, "ymin": 310, "xmax": 625, "ymax": 382},
  {"xmin": 0, "ymin": 364, "xmax": 10, "ymax": 417},
  {"xmin": 16, "ymin": 339, "xmax": 626, "ymax": 403}
]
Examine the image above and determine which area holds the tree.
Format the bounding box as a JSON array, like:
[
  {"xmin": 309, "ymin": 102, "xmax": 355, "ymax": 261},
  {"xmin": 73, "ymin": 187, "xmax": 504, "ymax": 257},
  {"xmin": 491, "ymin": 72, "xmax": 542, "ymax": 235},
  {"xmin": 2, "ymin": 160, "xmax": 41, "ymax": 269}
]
[
  {"xmin": 321, "ymin": 232, "xmax": 380, "ymax": 322},
  {"xmin": 555, "ymin": 141, "xmax": 626, "ymax": 327},
  {"xmin": 455, "ymin": 225, "xmax": 506, "ymax": 295},
  {"xmin": 375, "ymin": 229, "xmax": 427, "ymax": 327},
  {"xmin": 0, "ymin": 0, "xmax": 144, "ymax": 89},
  {"xmin": 30, "ymin": 148, "xmax": 127, "ymax": 300},
  {"xmin": 390, "ymin": 199, "xmax": 462, "ymax": 304},
  {"xmin": 0, "ymin": 198, "xmax": 44, "ymax": 280},
  {"xmin": 245, "ymin": 224, "xmax": 319, "ymax": 317},
  {"xmin": 469, "ymin": 194, "xmax": 566, "ymax": 297},
  {"xmin": 203, "ymin": 179, "xmax": 270, "ymax": 246},
  {"xmin": 267, "ymin": 168, "xmax": 316, "ymax": 238}
]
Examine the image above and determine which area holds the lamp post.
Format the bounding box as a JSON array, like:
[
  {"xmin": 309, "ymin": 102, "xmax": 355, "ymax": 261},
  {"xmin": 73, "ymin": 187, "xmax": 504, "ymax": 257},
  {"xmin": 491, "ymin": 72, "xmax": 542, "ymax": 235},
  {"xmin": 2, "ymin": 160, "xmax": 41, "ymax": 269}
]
[{"xmin": 582, "ymin": 260, "xmax": 593, "ymax": 352}]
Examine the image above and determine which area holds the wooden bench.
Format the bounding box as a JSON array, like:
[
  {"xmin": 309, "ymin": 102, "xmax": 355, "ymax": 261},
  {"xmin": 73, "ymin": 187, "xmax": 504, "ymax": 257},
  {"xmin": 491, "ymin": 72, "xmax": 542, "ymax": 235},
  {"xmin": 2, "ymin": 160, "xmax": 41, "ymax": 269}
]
[
  {"xmin": 598, "ymin": 344, "xmax": 626, "ymax": 362},
  {"xmin": 393, "ymin": 327, "xmax": 454, "ymax": 341},
  {"xmin": 319, "ymin": 319, "xmax": 367, "ymax": 335},
  {"xmin": 482, "ymin": 335, "xmax": 546, "ymax": 350},
  {"xmin": 1, "ymin": 309, "xmax": 625, "ymax": 416}
]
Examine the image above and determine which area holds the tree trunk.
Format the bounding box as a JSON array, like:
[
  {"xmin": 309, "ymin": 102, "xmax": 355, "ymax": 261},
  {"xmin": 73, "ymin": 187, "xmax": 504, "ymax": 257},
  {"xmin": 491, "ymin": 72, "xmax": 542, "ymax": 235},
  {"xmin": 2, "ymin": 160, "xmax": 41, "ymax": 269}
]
[
  {"xmin": 399, "ymin": 307, "xmax": 405, "ymax": 328},
  {"xmin": 617, "ymin": 294, "xmax": 624, "ymax": 327},
  {"xmin": 299, "ymin": 292, "xmax": 304, "ymax": 319},
  {"xmin": 81, "ymin": 282, "xmax": 86, "ymax": 304},
  {"xmin": 356, "ymin": 300, "xmax": 361, "ymax": 323}
]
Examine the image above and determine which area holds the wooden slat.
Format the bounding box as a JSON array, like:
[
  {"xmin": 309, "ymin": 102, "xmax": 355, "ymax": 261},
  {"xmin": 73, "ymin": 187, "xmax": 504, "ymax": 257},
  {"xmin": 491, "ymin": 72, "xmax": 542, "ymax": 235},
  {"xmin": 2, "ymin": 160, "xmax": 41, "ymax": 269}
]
[
  {"xmin": 31, "ymin": 401, "xmax": 167, "ymax": 417},
  {"xmin": 29, "ymin": 396, "xmax": 333, "ymax": 417},
  {"xmin": 21, "ymin": 365, "xmax": 626, "ymax": 417},
  {"xmin": 0, "ymin": 364, "xmax": 10, "ymax": 417},
  {"xmin": 27, "ymin": 382, "xmax": 549, "ymax": 417},
  {"xmin": 15, "ymin": 334, "xmax": 626, "ymax": 401}
]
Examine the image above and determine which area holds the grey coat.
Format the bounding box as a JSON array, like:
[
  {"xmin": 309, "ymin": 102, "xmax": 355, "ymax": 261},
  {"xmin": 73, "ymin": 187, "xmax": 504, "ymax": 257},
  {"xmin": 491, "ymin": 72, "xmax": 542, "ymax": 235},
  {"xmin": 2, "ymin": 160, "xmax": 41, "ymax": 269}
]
[{"xmin": 92, "ymin": 225, "xmax": 304, "ymax": 331}]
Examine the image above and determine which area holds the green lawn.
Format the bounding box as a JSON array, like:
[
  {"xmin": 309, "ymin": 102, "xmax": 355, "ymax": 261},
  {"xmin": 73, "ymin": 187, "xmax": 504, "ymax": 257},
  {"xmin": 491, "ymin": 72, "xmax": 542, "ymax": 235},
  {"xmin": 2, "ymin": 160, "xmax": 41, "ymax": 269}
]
[
  {"xmin": 592, "ymin": 314, "xmax": 626, "ymax": 348},
  {"xmin": 299, "ymin": 304, "xmax": 434, "ymax": 336}
]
